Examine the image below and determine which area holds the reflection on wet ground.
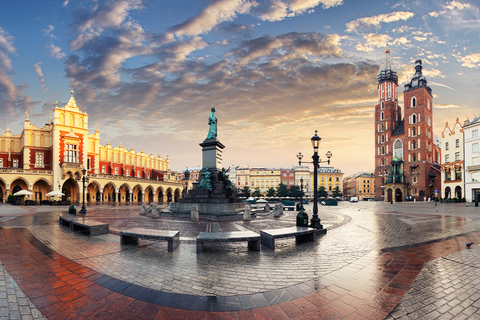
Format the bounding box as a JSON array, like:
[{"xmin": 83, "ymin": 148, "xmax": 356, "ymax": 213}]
[{"xmin": 0, "ymin": 201, "xmax": 479, "ymax": 318}]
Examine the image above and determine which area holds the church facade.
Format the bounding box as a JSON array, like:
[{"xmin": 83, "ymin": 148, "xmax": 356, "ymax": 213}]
[
  {"xmin": 374, "ymin": 50, "xmax": 442, "ymax": 201},
  {"xmin": 0, "ymin": 91, "xmax": 184, "ymax": 204}
]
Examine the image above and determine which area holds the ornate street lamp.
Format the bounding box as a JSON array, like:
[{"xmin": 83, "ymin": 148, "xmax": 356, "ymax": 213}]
[
  {"xmin": 79, "ymin": 167, "xmax": 89, "ymax": 215},
  {"xmin": 299, "ymin": 177, "xmax": 304, "ymax": 210},
  {"xmin": 297, "ymin": 131, "xmax": 332, "ymax": 229}
]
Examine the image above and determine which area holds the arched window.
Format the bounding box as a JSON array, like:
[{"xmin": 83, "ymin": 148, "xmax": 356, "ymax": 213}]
[
  {"xmin": 381, "ymin": 135, "xmax": 385, "ymax": 143},
  {"xmin": 412, "ymin": 140, "xmax": 416, "ymax": 150},
  {"xmin": 388, "ymin": 83, "xmax": 392, "ymax": 97},
  {"xmin": 412, "ymin": 97, "xmax": 416, "ymax": 107},
  {"xmin": 412, "ymin": 127, "xmax": 416, "ymax": 136},
  {"xmin": 381, "ymin": 123, "xmax": 384, "ymax": 131},
  {"xmin": 381, "ymin": 158, "xmax": 385, "ymax": 166},
  {"xmin": 412, "ymin": 153, "xmax": 416, "ymax": 162},
  {"xmin": 412, "ymin": 114, "xmax": 417, "ymax": 124},
  {"xmin": 381, "ymin": 146, "xmax": 385, "ymax": 155},
  {"xmin": 381, "ymin": 112, "xmax": 384, "ymax": 120},
  {"xmin": 394, "ymin": 139, "xmax": 403, "ymax": 160},
  {"xmin": 381, "ymin": 101, "xmax": 384, "ymax": 109}
]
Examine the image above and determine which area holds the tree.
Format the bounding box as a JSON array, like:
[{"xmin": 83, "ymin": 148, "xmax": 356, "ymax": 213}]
[
  {"xmin": 276, "ymin": 183, "xmax": 288, "ymax": 197},
  {"xmin": 266, "ymin": 188, "xmax": 276, "ymax": 197},
  {"xmin": 318, "ymin": 186, "xmax": 328, "ymax": 198},
  {"xmin": 240, "ymin": 186, "xmax": 251, "ymax": 197},
  {"xmin": 332, "ymin": 186, "xmax": 342, "ymax": 198},
  {"xmin": 288, "ymin": 185, "xmax": 303, "ymax": 198},
  {"xmin": 252, "ymin": 188, "xmax": 262, "ymax": 198}
]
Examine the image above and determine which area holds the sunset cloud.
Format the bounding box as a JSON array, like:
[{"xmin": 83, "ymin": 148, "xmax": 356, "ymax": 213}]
[
  {"xmin": 34, "ymin": 62, "xmax": 46, "ymax": 88},
  {"xmin": 346, "ymin": 11, "xmax": 415, "ymax": 33}
]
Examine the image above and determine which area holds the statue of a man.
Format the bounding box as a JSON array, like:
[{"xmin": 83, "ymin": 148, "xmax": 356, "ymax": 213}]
[{"xmin": 206, "ymin": 107, "xmax": 217, "ymax": 139}]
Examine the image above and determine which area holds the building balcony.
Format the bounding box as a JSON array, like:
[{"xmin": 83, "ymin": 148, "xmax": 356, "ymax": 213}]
[{"xmin": 467, "ymin": 165, "xmax": 480, "ymax": 171}]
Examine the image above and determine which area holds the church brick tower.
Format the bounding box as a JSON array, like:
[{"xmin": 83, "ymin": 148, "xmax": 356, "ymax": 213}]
[{"xmin": 375, "ymin": 52, "xmax": 441, "ymax": 201}]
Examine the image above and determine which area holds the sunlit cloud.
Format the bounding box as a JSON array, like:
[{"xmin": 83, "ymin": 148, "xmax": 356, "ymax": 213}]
[
  {"xmin": 258, "ymin": 0, "xmax": 343, "ymax": 22},
  {"xmin": 456, "ymin": 53, "xmax": 480, "ymax": 68},
  {"xmin": 445, "ymin": 1, "xmax": 471, "ymax": 11},
  {"xmin": 346, "ymin": 11, "xmax": 415, "ymax": 33},
  {"xmin": 171, "ymin": 0, "xmax": 254, "ymax": 36},
  {"xmin": 34, "ymin": 62, "xmax": 45, "ymax": 88},
  {"xmin": 435, "ymin": 104, "xmax": 461, "ymax": 109},
  {"xmin": 46, "ymin": 43, "xmax": 66, "ymax": 60}
]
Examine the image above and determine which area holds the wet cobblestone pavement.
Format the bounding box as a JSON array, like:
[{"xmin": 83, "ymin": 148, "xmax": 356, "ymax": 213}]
[{"xmin": 0, "ymin": 201, "xmax": 479, "ymax": 319}]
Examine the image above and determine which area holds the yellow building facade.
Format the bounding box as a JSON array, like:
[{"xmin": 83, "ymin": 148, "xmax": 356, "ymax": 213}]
[
  {"xmin": 250, "ymin": 168, "xmax": 281, "ymax": 194},
  {"xmin": 0, "ymin": 91, "xmax": 183, "ymax": 204}
]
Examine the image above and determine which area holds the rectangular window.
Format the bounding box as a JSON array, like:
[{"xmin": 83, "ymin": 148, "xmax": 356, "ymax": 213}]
[
  {"xmin": 0, "ymin": 159, "xmax": 2, "ymax": 167},
  {"xmin": 456, "ymin": 139, "xmax": 460, "ymax": 148},
  {"xmin": 35, "ymin": 153, "xmax": 44, "ymax": 168},
  {"xmin": 13, "ymin": 159, "xmax": 18, "ymax": 168},
  {"xmin": 65, "ymin": 144, "xmax": 78, "ymax": 163},
  {"xmin": 445, "ymin": 142, "xmax": 449, "ymax": 150},
  {"xmin": 115, "ymin": 167, "xmax": 118, "ymax": 175},
  {"xmin": 473, "ymin": 143, "xmax": 479, "ymax": 153},
  {"xmin": 445, "ymin": 154, "xmax": 449, "ymax": 163},
  {"xmin": 102, "ymin": 165, "xmax": 106, "ymax": 173},
  {"xmin": 473, "ymin": 129, "xmax": 478, "ymax": 138},
  {"xmin": 455, "ymin": 152, "xmax": 460, "ymax": 161}
]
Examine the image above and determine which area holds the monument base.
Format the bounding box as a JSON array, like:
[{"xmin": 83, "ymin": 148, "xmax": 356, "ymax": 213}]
[{"xmin": 169, "ymin": 201, "xmax": 244, "ymax": 216}]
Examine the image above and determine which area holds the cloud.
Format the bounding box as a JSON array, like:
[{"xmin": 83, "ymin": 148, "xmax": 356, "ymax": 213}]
[
  {"xmin": 457, "ymin": 53, "xmax": 480, "ymax": 68},
  {"xmin": 346, "ymin": 11, "xmax": 415, "ymax": 33},
  {"xmin": 355, "ymin": 33, "xmax": 388, "ymax": 52},
  {"xmin": 435, "ymin": 104, "xmax": 461, "ymax": 109},
  {"xmin": 258, "ymin": 0, "xmax": 343, "ymax": 22},
  {"xmin": 43, "ymin": 25, "xmax": 56, "ymax": 39},
  {"xmin": 47, "ymin": 43, "xmax": 66, "ymax": 59},
  {"xmin": 171, "ymin": 0, "xmax": 254, "ymax": 36},
  {"xmin": 445, "ymin": 1, "xmax": 471, "ymax": 10},
  {"xmin": 34, "ymin": 62, "xmax": 46, "ymax": 88}
]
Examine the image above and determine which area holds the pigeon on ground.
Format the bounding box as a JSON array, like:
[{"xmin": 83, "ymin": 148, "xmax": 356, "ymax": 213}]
[{"xmin": 466, "ymin": 242, "xmax": 473, "ymax": 248}]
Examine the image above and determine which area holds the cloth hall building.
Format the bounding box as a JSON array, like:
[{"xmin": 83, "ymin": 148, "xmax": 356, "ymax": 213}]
[
  {"xmin": 374, "ymin": 50, "xmax": 442, "ymax": 202},
  {"xmin": 0, "ymin": 91, "xmax": 184, "ymax": 204}
]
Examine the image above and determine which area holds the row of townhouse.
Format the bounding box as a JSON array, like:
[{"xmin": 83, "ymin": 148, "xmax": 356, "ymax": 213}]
[
  {"xmin": 205, "ymin": 165, "xmax": 345, "ymax": 197},
  {"xmin": 343, "ymin": 171, "xmax": 375, "ymax": 200},
  {"xmin": 441, "ymin": 117, "xmax": 480, "ymax": 202}
]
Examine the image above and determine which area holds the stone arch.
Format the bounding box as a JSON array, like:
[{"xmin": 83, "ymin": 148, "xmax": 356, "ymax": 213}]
[
  {"xmin": 132, "ymin": 184, "xmax": 143, "ymax": 203},
  {"xmin": 387, "ymin": 188, "xmax": 393, "ymax": 202},
  {"xmin": 165, "ymin": 187, "xmax": 173, "ymax": 203},
  {"xmin": 119, "ymin": 183, "xmax": 132, "ymax": 203},
  {"xmin": 145, "ymin": 186, "xmax": 155, "ymax": 203},
  {"xmin": 174, "ymin": 188, "xmax": 181, "ymax": 202},
  {"xmin": 395, "ymin": 188, "xmax": 403, "ymax": 202},
  {"xmin": 445, "ymin": 186, "xmax": 451, "ymax": 199},
  {"xmin": 87, "ymin": 181, "xmax": 101, "ymax": 203},
  {"xmin": 62, "ymin": 178, "xmax": 79, "ymax": 203},
  {"xmin": 156, "ymin": 187, "xmax": 164, "ymax": 203},
  {"xmin": 103, "ymin": 182, "xmax": 117, "ymax": 202},
  {"xmin": 455, "ymin": 186, "xmax": 462, "ymax": 199},
  {"xmin": 32, "ymin": 178, "xmax": 50, "ymax": 203}
]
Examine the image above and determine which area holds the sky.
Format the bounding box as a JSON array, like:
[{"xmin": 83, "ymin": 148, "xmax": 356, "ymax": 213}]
[{"xmin": 0, "ymin": 0, "xmax": 479, "ymax": 176}]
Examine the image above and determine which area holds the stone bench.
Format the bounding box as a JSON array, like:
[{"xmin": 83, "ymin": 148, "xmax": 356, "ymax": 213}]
[
  {"xmin": 260, "ymin": 226, "xmax": 317, "ymax": 249},
  {"xmin": 196, "ymin": 231, "xmax": 260, "ymax": 253},
  {"xmin": 120, "ymin": 228, "xmax": 180, "ymax": 252},
  {"xmin": 59, "ymin": 214, "xmax": 109, "ymax": 236}
]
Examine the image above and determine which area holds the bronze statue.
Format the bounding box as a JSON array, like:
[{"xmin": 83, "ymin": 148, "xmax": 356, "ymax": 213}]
[{"xmin": 206, "ymin": 107, "xmax": 217, "ymax": 139}]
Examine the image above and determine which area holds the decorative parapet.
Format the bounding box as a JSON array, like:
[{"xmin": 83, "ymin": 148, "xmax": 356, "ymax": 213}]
[{"xmin": 0, "ymin": 169, "xmax": 53, "ymax": 175}]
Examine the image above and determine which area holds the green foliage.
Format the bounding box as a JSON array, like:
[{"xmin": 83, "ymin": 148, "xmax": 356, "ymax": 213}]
[
  {"xmin": 318, "ymin": 186, "xmax": 328, "ymax": 198},
  {"xmin": 288, "ymin": 185, "xmax": 303, "ymax": 198},
  {"xmin": 7, "ymin": 195, "xmax": 15, "ymax": 204},
  {"xmin": 240, "ymin": 186, "xmax": 251, "ymax": 197},
  {"xmin": 252, "ymin": 188, "xmax": 262, "ymax": 198},
  {"xmin": 276, "ymin": 183, "xmax": 288, "ymax": 197},
  {"xmin": 266, "ymin": 188, "xmax": 276, "ymax": 197},
  {"xmin": 332, "ymin": 186, "xmax": 342, "ymax": 198}
]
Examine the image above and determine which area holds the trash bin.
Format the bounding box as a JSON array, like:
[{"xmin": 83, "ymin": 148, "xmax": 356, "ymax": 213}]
[
  {"xmin": 296, "ymin": 212, "xmax": 309, "ymax": 227},
  {"xmin": 69, "ymin": 205, "xmax": 77, "ymax": 215}
]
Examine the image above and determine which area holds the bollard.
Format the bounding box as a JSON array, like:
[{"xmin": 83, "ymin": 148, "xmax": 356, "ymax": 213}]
[
  {"xmin": 191, "ymin": 205, "xmax": 199, "ymax": 222},
  {"xmin": 243, "ymin": 205, "xmax": 251, "ymax": 221},
  {"xmin": 151, "ymin": 203, "xmax": 159, "ymax": 218}
]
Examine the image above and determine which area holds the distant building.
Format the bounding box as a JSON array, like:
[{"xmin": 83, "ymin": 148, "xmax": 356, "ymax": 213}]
[
  {"xmin": 343, "ymin": 171, "xmax": 375, "ymax": 200},
  {"xmin": 294, "ymin": 166, "xmax": 312, "ymax": 197},
  {"xmin": 250, "ymin": 168, "xmax": 281, "ymax": 194},
  {"xmin": 314, "ymin": 166, "xmax": 343, "ymax": 194},
  {"xmin": 463, "ymin": 117, "xmax": 480, "ymax": 202},
  {"xmin": 281, "ymin": 169, "xmax": 296, "ymax": 187},
  {"xmin": 374, "ymin": 49, "xmax": 441, "ymax": 202},
  {"xmin": 235, "ymin": 165, "xmax": 250, "ymax": 189},
  {"xmin": 441, "ymin": 119, "xmax": 464, "ymax": 199}
]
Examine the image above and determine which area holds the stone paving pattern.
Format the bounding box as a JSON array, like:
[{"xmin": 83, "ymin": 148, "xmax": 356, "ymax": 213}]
[{"xmin": 0, "ymin": 202, "xmax": 479, "ymax": 319}]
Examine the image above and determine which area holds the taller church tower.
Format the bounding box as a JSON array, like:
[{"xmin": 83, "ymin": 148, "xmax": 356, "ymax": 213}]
[{"xmin": 374, "ymin": 48, "xmax": 400, "ymax": 200}]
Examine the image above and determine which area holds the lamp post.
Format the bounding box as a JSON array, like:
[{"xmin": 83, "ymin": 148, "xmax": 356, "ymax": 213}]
[
  {"xmin": 79, "ymin": 167, "xmax": 89, "ymax": 215},
  {"xmin": 299, "ymin": 177, "xmax": 304, "ymax": 210},
  {"xmin": 297, "ymin": 131, "xmax": 332, "ymax": 229}
]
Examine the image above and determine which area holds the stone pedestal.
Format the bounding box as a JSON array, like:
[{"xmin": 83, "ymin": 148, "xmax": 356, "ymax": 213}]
[
  {"xmin": 170, "ymin": 137, "xmax": 243, "ymax": 216},
  {"xmin": 243, "ymin": 205, "xmax": 251, "ymax": 221}
]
